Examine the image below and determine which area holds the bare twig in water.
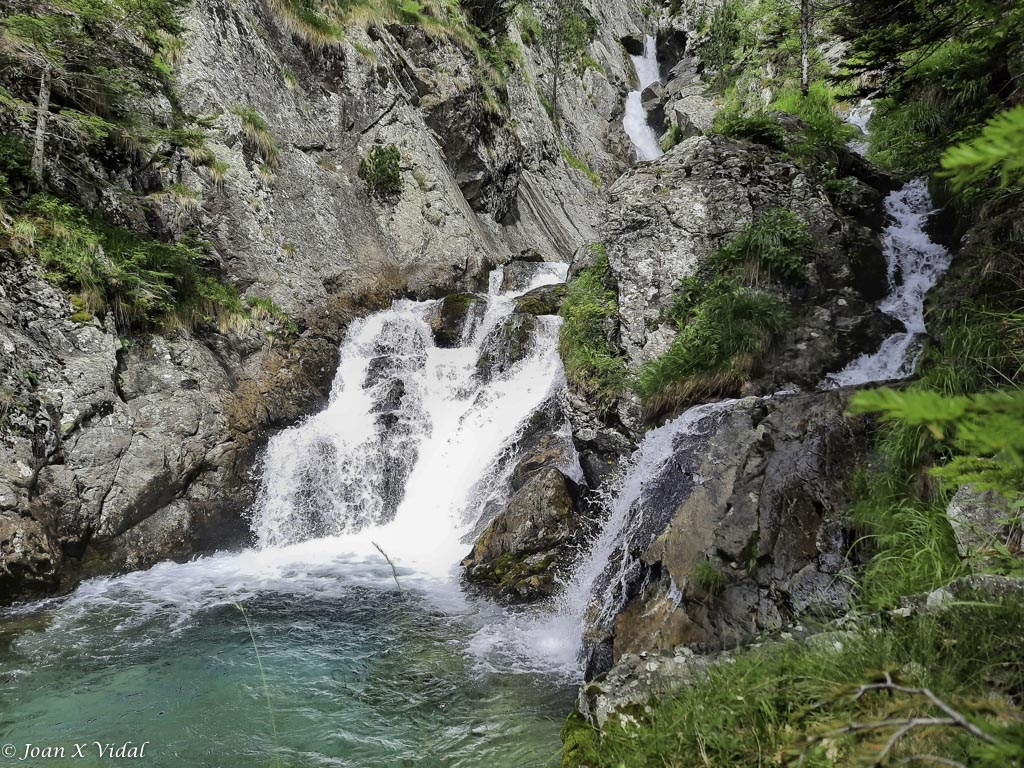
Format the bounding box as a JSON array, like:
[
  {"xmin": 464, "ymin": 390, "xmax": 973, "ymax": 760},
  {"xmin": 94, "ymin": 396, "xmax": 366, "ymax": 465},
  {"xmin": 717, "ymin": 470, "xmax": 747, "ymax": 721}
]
[{"xmin": 372, "ymin": 542, "xmax": 402, "ymax": 592}]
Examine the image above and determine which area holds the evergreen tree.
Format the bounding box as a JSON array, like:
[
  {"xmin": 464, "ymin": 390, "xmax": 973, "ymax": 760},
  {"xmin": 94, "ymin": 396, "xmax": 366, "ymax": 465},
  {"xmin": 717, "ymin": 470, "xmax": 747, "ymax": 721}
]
[
  {"xmin": 0, "ymin": 0, "xmax": 184, "ymax": 183},
  {"xmin": 536, "ymin": 0, "xmax": 593, "ymax": 126}
]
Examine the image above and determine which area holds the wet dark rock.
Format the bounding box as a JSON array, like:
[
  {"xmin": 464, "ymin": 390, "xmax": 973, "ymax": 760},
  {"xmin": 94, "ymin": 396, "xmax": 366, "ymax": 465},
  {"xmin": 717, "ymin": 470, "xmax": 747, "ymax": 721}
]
[
  {"xmin": 462, "ymin": 467, "xmax": 582, "ymax": 603},
  {"xmin": 620, "ymin": 35, "xmax": 645, "ymax": 56},
  {"xmin": 0, "ymin": 513, "xmax": 61, "ymax": 601},
  {"xmin": 583, "ymin": 391, "xmax": 867, "ymax": 677},
  {"xmin": 430, "ymin": 293, "xmax": 482, "ymax": 348},
  {"xmin": 475, "ymin": 313, "xmax": 537, "ymax": 381}
]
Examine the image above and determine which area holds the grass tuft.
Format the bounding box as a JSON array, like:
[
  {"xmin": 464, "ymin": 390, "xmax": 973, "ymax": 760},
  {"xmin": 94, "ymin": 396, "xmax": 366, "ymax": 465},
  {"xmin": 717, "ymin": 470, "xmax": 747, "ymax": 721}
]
[
  {"xmin": 231, "ymin": 105, "xmax": 280, "ymax": 169},
  {"xmin": 558, "ymin": 244, "xmax": 627, "ymax": 415}
]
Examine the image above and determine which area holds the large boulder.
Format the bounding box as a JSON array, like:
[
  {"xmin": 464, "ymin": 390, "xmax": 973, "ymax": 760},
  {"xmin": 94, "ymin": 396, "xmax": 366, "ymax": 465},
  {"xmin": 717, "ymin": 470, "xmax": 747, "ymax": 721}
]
[
  {"xmin": 583, "ymin": 390, "xmax": 869, "ymax": 676},
  {"xmin": 514, "ymin": 283, "xmax": 567, "ymax": 316},
  {"xmin": 599, "ymin": 134, "xmax": 896, "ymax": 413},
  {"xmin": 0, "ymin": 513, "xmax": 61, "ymax": 600},
  {"xmin": 475, "ymin": 313, "xmax": 537, "ymax": 381},
  {"xmin": 462, "ymin": 467, "xmax": 582, "ymax": 603},
  {"xmin": 946, "ymin": 486, "xmax": 1019, "ymax": 559},
  {"xmin": 429, "ymin": 293, "xmax": 484, "ymax": 347}
]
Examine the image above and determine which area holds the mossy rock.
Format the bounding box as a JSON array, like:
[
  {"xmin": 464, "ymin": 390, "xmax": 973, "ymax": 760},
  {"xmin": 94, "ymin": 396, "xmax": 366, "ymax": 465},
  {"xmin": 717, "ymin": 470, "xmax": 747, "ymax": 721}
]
[
  {"xmin": 430, "ymin": 292, "xmax": 479, "ymax": 348},
  {"xmin": 476, "ymin": 313, "xmax": 536, "ymax": 381},
  {"xmin": 515, "ymin": 283, "xmax": 568, "ymax": 316},
  {"xmin": 560, "ymin": 710, "xmax": 603, "ymax": 768},
  {"xmin": 70, "ymin": 311, "xmax": 95, "ymax": 324}
]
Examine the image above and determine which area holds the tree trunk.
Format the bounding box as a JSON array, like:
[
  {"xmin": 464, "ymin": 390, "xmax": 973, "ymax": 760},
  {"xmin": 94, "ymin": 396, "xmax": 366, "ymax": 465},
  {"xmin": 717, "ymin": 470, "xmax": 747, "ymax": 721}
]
[
  {"xmin": 31, "ymin": 67, "xmax": 51, "ymax": 182},
  {"xmin": 549, "ymin": 31, "xmax": 562, "ymax": 128},
  {"xmin": 800, "ymin": 0, "xmax": 811, "ymax": 96}
]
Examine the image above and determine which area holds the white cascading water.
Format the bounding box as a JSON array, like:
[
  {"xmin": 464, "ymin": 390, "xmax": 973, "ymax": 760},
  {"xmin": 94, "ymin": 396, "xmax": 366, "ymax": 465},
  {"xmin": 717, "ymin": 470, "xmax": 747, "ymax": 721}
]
[
  {"xmin": 254, "ymin": 262, "xmax": 571, "ymax": 577},
  {"xmin": 623, "ymin": 35, "xmax": 664, "ymax": 161},
  {"xmin": 559, "ymin": 401, "xmax": 734, "ymax": 630},
  {"xmin": 822, "ymin": 105, "xmax": 953, "ymax": 387},
  {"xmin": 11, "ymin": 262, "xmax": 588, "ymax": 677}
]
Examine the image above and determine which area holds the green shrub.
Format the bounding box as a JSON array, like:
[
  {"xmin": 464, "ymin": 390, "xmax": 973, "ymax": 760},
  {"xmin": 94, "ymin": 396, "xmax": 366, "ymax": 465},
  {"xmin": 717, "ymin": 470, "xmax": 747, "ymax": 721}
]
[
  {"xmin": 358, "ymin": 144, "xmax": 403, "ymax": 199},
  {"xmin": 691, "ymin": 560, "xmax": 727, "ymax": 595},
  {"xmin": 846, "ymin": 303, "xmax": 1024, "ymax": 607},
  {"xmin": 558, "ymin": 245, "xmax": 627, "ymax": 414},
  {"xmin": 519, "ymin": 7, "xmax": 542, "ymax": 46},
  {"xmin": 710, "ymin": 208, "xmax": 817, "ymax": 282},
  {"xmin": 770, "ymin": 83, "xmax": 857, "ymax": 163},
  {"xmin": 713, "ymin": 110, "xmax": 788, "ymax": 150}
]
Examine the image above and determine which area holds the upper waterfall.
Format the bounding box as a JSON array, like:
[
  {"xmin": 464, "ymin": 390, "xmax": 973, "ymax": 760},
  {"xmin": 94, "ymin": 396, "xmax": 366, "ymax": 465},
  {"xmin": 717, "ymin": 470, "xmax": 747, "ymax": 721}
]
[
  {"xmin": 822, "ymin": 104, "xmax": 952, "ymax": 387},
  {"xmin": 623, "ymin": 35, "xmax": 664, "ymax": 161}
]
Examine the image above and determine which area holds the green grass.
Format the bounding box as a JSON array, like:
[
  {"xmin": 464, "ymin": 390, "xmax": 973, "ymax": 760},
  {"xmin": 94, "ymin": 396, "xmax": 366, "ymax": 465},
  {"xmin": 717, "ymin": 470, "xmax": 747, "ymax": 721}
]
[
  {"xmin": 636, "ymin": 210, "xmax": 816, "ymax": 417},
  {"xmin": 0, "ymin": 186, "xmax": 292, "ymax": 336},
  {"xmin": 771, "ymin": 83, "xmax": 858, "ymax": 164},
  {"xmin": 636, "ymin": 279, "xmax": 789, "ymax": 417},
  {"xmin": 231, "ymin": 105, "xmax": 280, "ymax": 169},
  {"xmin": 558, "ymin": 245, "xmax": 627, "ymax": 414},
  {"xmin": 710, "ymin": 208, "xmax": 817, "ymax": 283},
  {"xmin": 846, "ymin": 304, "xmax": 1024, "ymax": 608},
  {"xmin": 4, "ymin": 194, "xmax": 244, "ymax": 332},
  {"xmin": 563, "ymin": 599, "xmax": 1024, "ymax": 768},
  {"xmin": 560, "ymin": 146, "xmax": 601, "ymax": 187},
  {"xmin": 691, "ymin": 560, "xmax": 728, "ymax": 595}
]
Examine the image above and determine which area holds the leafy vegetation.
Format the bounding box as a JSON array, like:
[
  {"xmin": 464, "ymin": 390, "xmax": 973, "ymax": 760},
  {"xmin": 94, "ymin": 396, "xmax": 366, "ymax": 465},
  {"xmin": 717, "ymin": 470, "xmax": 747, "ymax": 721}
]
[
  {"xmin": 636, "ymin": 210, "xmax": 818, "ymax": 417},
  {"xmin": 941, "ymin": 106, "xmax": 1024, "ymax": 192},
  {"xmin": 0, "ymin": 138, "xmax": 287, "ymax": 336},
  {"xmin": 358, "ymin": 144, "xmax": 403, "ymax": 199},
  {"xmin": 836, "ymin": 0, "xmax": 1023, "ymax": 214},
  {"xmin": 4, "ymin": 194, "xmax": 243, "ymax": 332},
  {"xmin": 845, "ymin": 303, "xmax": 1024, "ymax": 608},
  {"xmin": 0, "ymin": 0, "xmax": 189, "ymax": 179},
  {"xmin": 534, "ymin": 0, "xmax": 596, "ymax": 126},
  {"xmin": 564, "ymin": 599, "xmax": 1024, "ymax": 768},
  {"xmin": 558, "ymin": 245, "xmax": 627, "ymax": 415}
]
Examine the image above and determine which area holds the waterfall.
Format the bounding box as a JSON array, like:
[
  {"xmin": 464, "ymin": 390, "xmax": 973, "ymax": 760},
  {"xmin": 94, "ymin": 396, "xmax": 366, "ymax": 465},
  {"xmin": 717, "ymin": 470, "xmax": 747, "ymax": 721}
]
[
  {"xmin": 822, "ymin": 104, "xmax": 953, "ymax": 387},
  {"xmin": 569, "ymin": 99, "xmax": 955, "ymax": 654},
  {"xmin": 561, "ymin": 401, "xmax": 735, "ymax": 630},
  {"xmin": 623, "ymin": 35, "xmax": 664, "ymax": 161},
  {"xmin": 253, "ymin": 263, "xmax": 571, "ymax": 577}
]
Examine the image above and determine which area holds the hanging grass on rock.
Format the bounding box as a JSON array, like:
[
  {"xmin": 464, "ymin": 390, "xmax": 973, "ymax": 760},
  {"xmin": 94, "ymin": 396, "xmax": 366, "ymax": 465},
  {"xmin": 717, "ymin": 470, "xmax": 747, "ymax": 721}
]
[
  {"xmin": 2, "ymin": 194, "xmax": 249, "ymax": 333},
  {"xmin": 230, "ymin": 105, "xmax": 280, "ymax": 169},
  {"xmin": 636, "ymin": 209, "xmax": 817, "ymax": 418},
  {"xmin": 558, "ymin": 245, "xmax": 627, "ymax": 415}
]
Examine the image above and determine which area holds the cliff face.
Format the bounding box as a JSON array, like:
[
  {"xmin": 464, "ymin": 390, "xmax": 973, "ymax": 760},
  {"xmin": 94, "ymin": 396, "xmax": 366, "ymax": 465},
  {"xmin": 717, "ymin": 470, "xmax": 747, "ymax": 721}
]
[{"xmin": 0, "ymin": 0, "xmax": 648, "ymax": 602}]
